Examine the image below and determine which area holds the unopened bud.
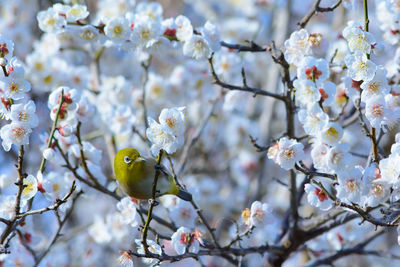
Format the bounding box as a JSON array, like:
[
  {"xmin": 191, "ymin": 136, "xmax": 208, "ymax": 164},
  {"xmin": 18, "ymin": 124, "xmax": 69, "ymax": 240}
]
[
  {"xmin": 59, "ymin": 125, "xmax": 73, "ymax": 137},
  {"xmin": 0, "ymin": 58, "xmax": 7, "ymax": 67},
  {"xmin": 43, "ymin": 148, "xmax": 55, "ymax": 160}
]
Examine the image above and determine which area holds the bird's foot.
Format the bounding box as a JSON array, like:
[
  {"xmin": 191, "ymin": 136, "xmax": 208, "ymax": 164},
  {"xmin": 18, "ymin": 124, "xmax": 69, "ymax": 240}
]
[
  {"xmin": 148, "ymin": 199, "xmax": 159, "ymax": 206},
  {"xmin": 154, "ymin": 164, "xmax": 162, "ymax": 171}
]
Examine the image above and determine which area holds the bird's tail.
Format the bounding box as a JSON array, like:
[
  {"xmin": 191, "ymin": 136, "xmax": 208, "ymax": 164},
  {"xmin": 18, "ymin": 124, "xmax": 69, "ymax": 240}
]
[{"xmin": 177, "ymin": 189, "xmax": 192, "ymax": 201}]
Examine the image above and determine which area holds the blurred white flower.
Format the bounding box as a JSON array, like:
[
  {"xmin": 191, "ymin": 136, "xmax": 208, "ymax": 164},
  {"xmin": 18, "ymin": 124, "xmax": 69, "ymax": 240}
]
[
  {"xmin": 116, "ymin": 251, "xmax": 134, "ymax": 267},
  {"xmin": 183, "ymin": 35, "xmax": 211, "ymax": 60},
  {"xmin": 249, "ymin": 201, "xmax": 273, "ymax": 227},
  {"xmin": 65, "ymin": 4, "xmax": 89, "ymax": 22},
  {"xmin": 201, "ymin": 21, "xmax": 221, "ymax": 52},
  {"xmin": 116, "ymin": 197, "xmax": 140, "ymax": 227},
  {"xmin": 37, "ymin": 8, "xmax": 66, "ymax": 33},
  {"xmin": 88, "ymin": 216, "xmax": 112, "ymax": 244},
  {"xmin": 136, "ymin": 1, "xmax": 163, "ymax": 21},
  {"xmin": 0, "ymin": 195, "xmax": 19, "ymax": 220},
  {"xmin": 42, "ymin": 171, "xmax": 72, "ymax": 202},
  {"xmin": 169, "ymin": 200, "xmax": 197, "ymax": 228},
  {"xmin": 104, "ymin": 17, "xmax": 131, "ymax": 43},
  {"xmin": 175, "ymin": 15, "xmax": 193, "ymax": 42},
  {"xmin": 132, "ymin": 16, "xmax": 162, "ymax": 48}
]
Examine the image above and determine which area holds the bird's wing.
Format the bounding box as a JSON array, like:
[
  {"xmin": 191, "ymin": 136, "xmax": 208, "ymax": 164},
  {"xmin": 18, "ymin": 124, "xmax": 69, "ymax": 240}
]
[{"xmin": 143, "ymin": 157, "xmax": 171, "ymax": 179}]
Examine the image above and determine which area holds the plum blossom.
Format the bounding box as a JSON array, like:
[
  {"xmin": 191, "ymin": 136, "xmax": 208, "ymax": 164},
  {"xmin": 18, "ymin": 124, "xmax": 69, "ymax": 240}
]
[
  {"xmin": 343, "ymin": 22, "xmax": 375, "ymax": 54},
  {"xmin": 116, "ymin": 197, "xmax": 140, "ymax": 227},
  {"xmin": 345, "ymin": 54, "xmax": 376, "ymax": 82},
  {"xmin": 169, "ymin": 200, "xmax": 197, "ymax": 228},
  {"xmin": 284, "ymin": 29, "xmax": 312, "ymax": 65},
  {"xmin": 249, "ymin": 201, "xmax": 273, "ymax": 227},
  {"xmin": 37, "ymin": 7, "xmax": 66, "ymax": 33},
  {"xmin": 318, "ymin": 122, "xmax": 344, "ymax": 146},
  {"xmin": 9, "ymin": 101, "xmax": 38, "ymax": 128},
  {"xmin": 365, "ymin": 95, "xmax": 390, "ymax": 129},
  {"xmin": 146, "ymin": 107, "xmax": 186, "ymax": 156},
  {"xmin": 171, "ymin": 227, "xmax": 200, "ymax": 255},
  {"xmin": 135, "ymin": 239, "xmax": 162, "ymax": 265},
  {"xmin": 183, "ymin": 35, "xmax": 212, "ymax": 60},
  {"xmin": 305, "ymin": 180, "xmax": 333, "ymax": 211},
  {"xmin": 175, "ymin": 15, "xmax": 193, "ymax": 42},
  {"xmin": 132, "ymin": 16, "xmax": 163, "ymax": 48},
  {"xmin": 293, "ymin": 79, "xmax": 320, "ymax": 107},
  {"xmin": 380, "ymin": 154, "xmax": 400, "ymax": 187},
  {"xmin": 268, "ymin": 137, "xmax": 304, "ymax": 170},
  {"xmin": 298, "ymin": 103, "xmax": 329, "ymax": 136},
  {"xmin": 326, "ymin": 143, "xmax": 355, "ymax": 173},
  {"xmin": 200, "ymin": 21, "xmax": 221, "ymax": 52},
  {"xmin": 0, "ymin": 122, "xmax": 32, "ymax": 151},
  {"xmin": 297, "ymin": 56, "xmax": 329, "ymax": 84},
  {"xmin": 360, "ymin": 66, "xmax": 390, "ymax": 102},
  {"xmin": 21, "ymin": 175, "xmax": 38, "ymax": 201},
  {"xmin": 361, "ymin": 164, "xmax": 390, "ymax": 207},
  {"xmin": 104, "ymin": 17, "xmax": 131, "ymax": 43},
  {"xmin": 336, "ymin": 168, "xmax": 363, "ymax": 204},
  {"xmin": 0, "ymin": 74, "xmax": 31, "ymax": 100},
  {"xmin": 65, "ymin": 4, "xmax": 89, "ymax": 22},
  {"xmin": 116, "ymin": 251, "xmax": 134, "ymax": 267}
]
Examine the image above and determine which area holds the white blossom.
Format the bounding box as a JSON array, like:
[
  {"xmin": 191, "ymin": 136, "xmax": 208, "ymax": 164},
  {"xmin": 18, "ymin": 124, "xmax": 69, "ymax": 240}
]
[
  {"xmin": 183, "ymin": 35, "xmax": 211, "ymax": 60},
  {"xmin": 171, "ymin": 227, "xmax": 200, "ymax": 255}
]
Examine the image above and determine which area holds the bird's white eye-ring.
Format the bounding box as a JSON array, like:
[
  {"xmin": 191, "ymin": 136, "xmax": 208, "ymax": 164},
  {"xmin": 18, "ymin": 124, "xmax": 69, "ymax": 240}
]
[{"xmin": 124, "ymin": 156, "xmax": 132, "ymax": 164}]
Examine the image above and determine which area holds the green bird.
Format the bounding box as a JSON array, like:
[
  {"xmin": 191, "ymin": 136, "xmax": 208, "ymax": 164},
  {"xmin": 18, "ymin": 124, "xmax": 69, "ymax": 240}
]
[{"xmin": 114, "ymin": 148, "xmax": 192, "ymax": 201}]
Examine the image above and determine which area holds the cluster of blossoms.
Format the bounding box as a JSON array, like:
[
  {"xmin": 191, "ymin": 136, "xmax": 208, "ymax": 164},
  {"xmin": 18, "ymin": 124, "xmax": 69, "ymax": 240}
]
[
  {"xmin": 146, "ymin": 107, "xmax": 186, "ymax": 155},
  {"xmin": 273, "ymin": 15, "xmax": 400, "ymax": 215},
  {"xmin": 36, "ymin": 2, "xmax": 221, "ymax": 60},
  {"xmin": 0, "ymin": 35, "xmax": 37, "ymax": 152},
  {"xmin": 2, "ymin": 0, "xmax": 400, "ymax": 266}
]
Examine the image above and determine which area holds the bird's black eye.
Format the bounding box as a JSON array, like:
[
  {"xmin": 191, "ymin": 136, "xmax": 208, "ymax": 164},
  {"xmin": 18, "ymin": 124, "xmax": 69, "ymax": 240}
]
[{"xmin": 124, "ymin": 156, "xmax": 132, "ymax": 164}]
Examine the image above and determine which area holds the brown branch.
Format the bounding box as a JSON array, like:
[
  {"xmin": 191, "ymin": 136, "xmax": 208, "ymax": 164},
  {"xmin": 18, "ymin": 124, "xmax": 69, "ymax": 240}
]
[
  {"xmin": 141, "ymin": 57, "xmax": 151, "ymax": 130},
  {"xmin": 0, "ymin": 146, "xmax": 26, "ymax": 249},
  {"xmin": 142, "ymin": 150, "xmax": 164, "ymax": 254},
  {"xmin": 220, "ymin": 40, "xmax": 268, "ymax": 52},
  {"xmin": 178, "ymin": 94, "xmax": 222, "ymax": 176},
  {"xmin": 298, "ymin": 0, "xmax": 342, "ymax": 29},
  {"xmin": 208, "ymin": 55, "xmax": 285, "ymax": 100},
  {"xmin": 16, "ymin": 181, "xmax": 76, "ymax": 219},
  {"xmin": 34, "ymin": 191, "xmax": 83, "ymax": 266},
  {"xmin": 39, "ymin": 89, "xmax": 65, "ymax": 173},
  {"xmin": 305, "ymin": 229, "xmax": 385, "ymax": 267}
]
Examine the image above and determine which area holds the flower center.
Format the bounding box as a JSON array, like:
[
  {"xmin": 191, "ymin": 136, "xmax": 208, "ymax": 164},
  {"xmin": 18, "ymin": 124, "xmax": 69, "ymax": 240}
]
[
  {"xmin": 0, "ymin": 43, "xmax": 9, "ymax": 58},
  {"xmin": 305, "ymin": 66, "xmax": 322, "ymax": 80},
  {"xmin": 314, "ymin": 188, "xmax": 328, "ymax": 202}
]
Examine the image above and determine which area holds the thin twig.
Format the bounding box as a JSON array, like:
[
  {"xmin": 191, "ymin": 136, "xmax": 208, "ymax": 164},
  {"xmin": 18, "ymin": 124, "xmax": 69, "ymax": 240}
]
[{"xmin": 298, "ymin": 0, "xmax": 342, "ymax": 29}]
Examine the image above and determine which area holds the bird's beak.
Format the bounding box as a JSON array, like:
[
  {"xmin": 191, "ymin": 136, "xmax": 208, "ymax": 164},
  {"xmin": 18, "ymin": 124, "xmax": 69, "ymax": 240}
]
[{"xmin": 135, "ymin": 157, "xmax": 146, "ymax": 162}]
